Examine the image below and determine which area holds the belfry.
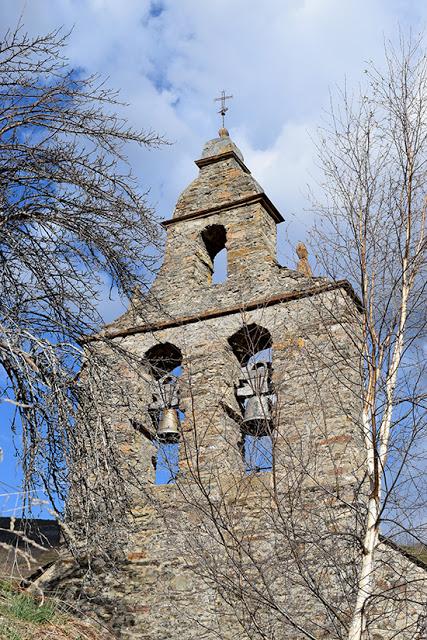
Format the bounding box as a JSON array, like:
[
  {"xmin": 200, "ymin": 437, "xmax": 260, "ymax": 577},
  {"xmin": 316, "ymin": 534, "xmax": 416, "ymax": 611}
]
[
  {"xmin": 95, "ymin": 125, "xmax": 364, "ymax": 489},
  {"xmin": 35, "ymin": 128, "xmax": 426, "ymax": 640}
]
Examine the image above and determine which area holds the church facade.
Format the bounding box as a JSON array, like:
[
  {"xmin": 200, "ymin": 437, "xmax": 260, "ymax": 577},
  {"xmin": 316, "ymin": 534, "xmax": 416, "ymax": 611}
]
[{"xmin": 36, "ymin": 129, "xmax": 426, "ymax": 640}]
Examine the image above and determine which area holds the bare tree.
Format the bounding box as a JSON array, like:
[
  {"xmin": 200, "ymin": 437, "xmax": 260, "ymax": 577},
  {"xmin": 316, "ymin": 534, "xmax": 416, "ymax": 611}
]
[
  {"xmin": 0, "ymin": 22, "xmax": 163, "ymax": 546},
  {"xmin": 310, "ymin": 33, "xmax": 427, "ymax": 640}
]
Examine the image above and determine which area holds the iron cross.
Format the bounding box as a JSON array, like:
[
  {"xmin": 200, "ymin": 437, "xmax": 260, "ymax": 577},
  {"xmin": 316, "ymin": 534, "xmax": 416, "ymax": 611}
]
[{"xmin": 214, "ymin": 90, "xmax": 233, "ymax": 127}]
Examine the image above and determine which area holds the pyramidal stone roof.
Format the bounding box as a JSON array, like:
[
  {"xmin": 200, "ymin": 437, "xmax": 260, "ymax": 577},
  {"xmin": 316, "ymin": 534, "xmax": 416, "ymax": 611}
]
[{"xmin": 171, "ymin": 129, "xmax": 283, "ymax": 223}]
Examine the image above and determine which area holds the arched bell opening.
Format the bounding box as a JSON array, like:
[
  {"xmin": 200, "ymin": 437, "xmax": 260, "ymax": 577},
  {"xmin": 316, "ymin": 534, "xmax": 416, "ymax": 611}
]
[
  {"xmin": 145, "ymin": 342, "xmax": 182, "ymax": 380},
  {"xmin": 228, "ymin": 323, "xmax": 272, "ymax": 367},
  {"xmin": 144, "ymin": 343, "xmax": 183, "ymax": 484},
  {"xmin": 201, "ymin": 224, "xmax": 227, "ymax": 284},
  {"xmin": 228, "ymin": 324, "xmax": 275, "ymax": 473}
]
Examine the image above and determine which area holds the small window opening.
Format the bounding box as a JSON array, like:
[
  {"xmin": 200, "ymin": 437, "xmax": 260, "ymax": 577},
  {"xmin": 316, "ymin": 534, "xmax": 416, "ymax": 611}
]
[
  {"xmin": 212, "ymin": 247, "xmax": 227, "ymax": 284},
  {"xmin": 243, "ymin": 434, "xmax": 273, "ymax": 474},
  {"xmin": 201, "ymin": 224, "xmax": 227, "ymax": 284}
]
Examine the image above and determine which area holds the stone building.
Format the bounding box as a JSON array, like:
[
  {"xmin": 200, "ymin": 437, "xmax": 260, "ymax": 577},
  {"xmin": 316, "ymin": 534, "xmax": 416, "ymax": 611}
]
[{"xmin": 35, "ymin": 129, "xmax": 426, "ymax": 639}]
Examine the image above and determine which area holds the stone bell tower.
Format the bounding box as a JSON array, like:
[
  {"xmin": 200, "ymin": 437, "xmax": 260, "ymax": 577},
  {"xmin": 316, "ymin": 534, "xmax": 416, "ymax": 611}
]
[
  {"xmin": 70, "ymin": 126, "xmax": 366, "ymax": 640},
  {"xmin": 40, "ymin": 127, "xmax": 374, "ymax": 640},
  {"xmin": 99, "ymin": 124, "xmax": 364, "ymax": 477},
  {"xmin": 35, "ymin": 125, "xmax": 427, "ymax": 640}
]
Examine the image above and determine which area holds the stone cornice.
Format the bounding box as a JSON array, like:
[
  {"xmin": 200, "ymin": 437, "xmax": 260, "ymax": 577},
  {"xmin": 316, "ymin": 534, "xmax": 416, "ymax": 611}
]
[
  {"xmin": 194, "ymin": 150, "xmax": 250, "ymax": 173},
  {"xmin": 162, "ymin": 192, "xmax": 284, "ymax": 228},
  {"xmin": 81, "ymin": 280, "xmax": 362, "ymax": 344}
]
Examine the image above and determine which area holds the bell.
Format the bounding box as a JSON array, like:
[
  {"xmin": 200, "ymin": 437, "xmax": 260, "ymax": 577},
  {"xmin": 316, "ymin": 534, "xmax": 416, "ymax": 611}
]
[
  {"xmin": 242, "ymin": 395, "xmax": 271, "ymax": 436},
  {"xmin": 157, "ymin": 407, "xmax": 180, "ymax": 443}
]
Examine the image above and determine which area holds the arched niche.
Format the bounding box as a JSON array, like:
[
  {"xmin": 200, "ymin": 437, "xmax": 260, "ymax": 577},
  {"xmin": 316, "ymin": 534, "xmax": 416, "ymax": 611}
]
[
  {"xmin": 144, "ymin": 342, "xmax": 182, "ymax": 380},
  {"xmin": 228, "ymin": 323, "xmax": 272, "ymax": 366}
]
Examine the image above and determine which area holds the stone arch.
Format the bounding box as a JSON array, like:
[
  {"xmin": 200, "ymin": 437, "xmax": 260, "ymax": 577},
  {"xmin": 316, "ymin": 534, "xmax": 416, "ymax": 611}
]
[
  {"xmin": 228, "ymin": 324, "xmax": 274, "ymax": 472},
  {"xmin": 144, "ymin": 343, "xmax": 183, "ymax": 484},
  {"xmin": 144, "ymin": 342, "xmax": 182, "ymax": 380},
  {"xmin": 228, "ymin": 323, "xmax": 272, "ymax": 366}
]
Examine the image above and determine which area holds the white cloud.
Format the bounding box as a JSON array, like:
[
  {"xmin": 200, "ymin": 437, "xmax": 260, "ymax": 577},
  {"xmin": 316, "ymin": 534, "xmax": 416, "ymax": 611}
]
[{"xmin": 1, "ymin": 0, "xmax": 426, "ymax": 261}]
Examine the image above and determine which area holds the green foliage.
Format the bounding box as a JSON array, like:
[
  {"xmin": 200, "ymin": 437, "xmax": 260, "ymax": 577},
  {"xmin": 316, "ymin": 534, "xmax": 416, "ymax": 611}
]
[
  {"xmin": 0, "ymin": 579, "xmax": 14, "ymax": 594},
  {"xmin": 4, "ymin": 592, "xmax": 56, "ymax": 624},
  {"xmin": 0, "ymin": 578, "xmax": 108, "ymax": 639},
  {"xmin": 0, "ymin": 580, "xmax": 56, "ymax": 639}
]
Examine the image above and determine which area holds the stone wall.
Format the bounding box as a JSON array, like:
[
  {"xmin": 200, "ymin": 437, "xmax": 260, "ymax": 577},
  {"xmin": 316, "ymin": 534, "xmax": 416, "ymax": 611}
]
[{"xmin": 34, "ymin": 131, "xmax": 427, "ymax": 640}]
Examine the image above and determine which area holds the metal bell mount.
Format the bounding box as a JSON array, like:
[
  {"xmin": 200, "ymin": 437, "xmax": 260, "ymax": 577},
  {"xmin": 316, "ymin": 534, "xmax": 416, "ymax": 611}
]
[
  {"xmin": 149, "ymin": 372, "xmax": 181, "ymax": 443},
  {"xmin": 236, "ymin": 360, "xmax": 274, "ymax": 436},
  {"xmin": 157, "ymin": 407, "xmax": 180, "ymax": 443}
]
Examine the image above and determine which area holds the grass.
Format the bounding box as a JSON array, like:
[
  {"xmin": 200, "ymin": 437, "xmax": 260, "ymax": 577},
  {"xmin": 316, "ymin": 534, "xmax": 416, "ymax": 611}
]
[
  {"xmin": 5, "ymin": 592, "xmax": 56, "ymax": 624},
  {"xmin": 0, "ymin": 578, "xmax": 110, "ymax": 640},
  {"xmin": 0, "ymin": 579, "xmax": 58, "ymax": 639}
]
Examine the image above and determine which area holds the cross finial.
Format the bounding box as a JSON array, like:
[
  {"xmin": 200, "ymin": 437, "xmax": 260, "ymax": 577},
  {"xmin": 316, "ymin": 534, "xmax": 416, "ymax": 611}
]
[{"xmin": 214, "ymin": 90, "xmax": 233, "ymax": 129}]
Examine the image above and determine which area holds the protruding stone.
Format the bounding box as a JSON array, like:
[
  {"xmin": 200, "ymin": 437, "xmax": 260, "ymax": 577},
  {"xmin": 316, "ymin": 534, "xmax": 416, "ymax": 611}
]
[
  {"xmin": 200, "ymin": 134, "xmax": 244, "ymax": 162},
  {"xmin": 296, "ymin": 242, "xmax": 313, "ymax": 277}
]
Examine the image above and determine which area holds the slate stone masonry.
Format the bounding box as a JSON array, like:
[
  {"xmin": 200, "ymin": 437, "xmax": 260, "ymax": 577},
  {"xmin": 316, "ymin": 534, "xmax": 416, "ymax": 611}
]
[{"xmin": 35, "ymin": 131, "xmax": 426, "ymax": 640}]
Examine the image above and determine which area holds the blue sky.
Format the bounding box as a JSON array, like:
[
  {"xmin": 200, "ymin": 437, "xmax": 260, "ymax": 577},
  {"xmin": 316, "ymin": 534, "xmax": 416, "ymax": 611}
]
[
  {"xmin": 1, "ymin": 0, "xmax": 427, "ymax": 512},
  {"xmin": 1, "ymin": 1, "xmax": 425, "ymax": 273}
]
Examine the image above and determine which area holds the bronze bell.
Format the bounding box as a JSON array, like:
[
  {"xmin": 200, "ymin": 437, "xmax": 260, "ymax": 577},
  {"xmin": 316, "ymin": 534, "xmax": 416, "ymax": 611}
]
[
  {"xmin": 157, "ymin": 407, "xmax": 180, "ymax": 443},
  {"xmin": 242, "ymin": 395, "xmax": 271, "ymax": 436}
]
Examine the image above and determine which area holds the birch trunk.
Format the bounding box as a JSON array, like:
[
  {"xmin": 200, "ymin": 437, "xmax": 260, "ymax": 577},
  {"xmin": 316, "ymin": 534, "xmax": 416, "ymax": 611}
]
[{"xmin": 347, "ymin": 194, "xmax": 413, "ymax": 640}]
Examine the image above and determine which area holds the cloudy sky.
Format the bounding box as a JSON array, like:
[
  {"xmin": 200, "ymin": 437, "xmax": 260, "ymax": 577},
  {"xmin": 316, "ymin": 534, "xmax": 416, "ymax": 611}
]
[
  {"xmin": 2, "ymin": 0, "xmax": 426, "ymax": 260},
  {"xmin": 1, "ymin": 0, "xmax": 426, "ymax": 506}
]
